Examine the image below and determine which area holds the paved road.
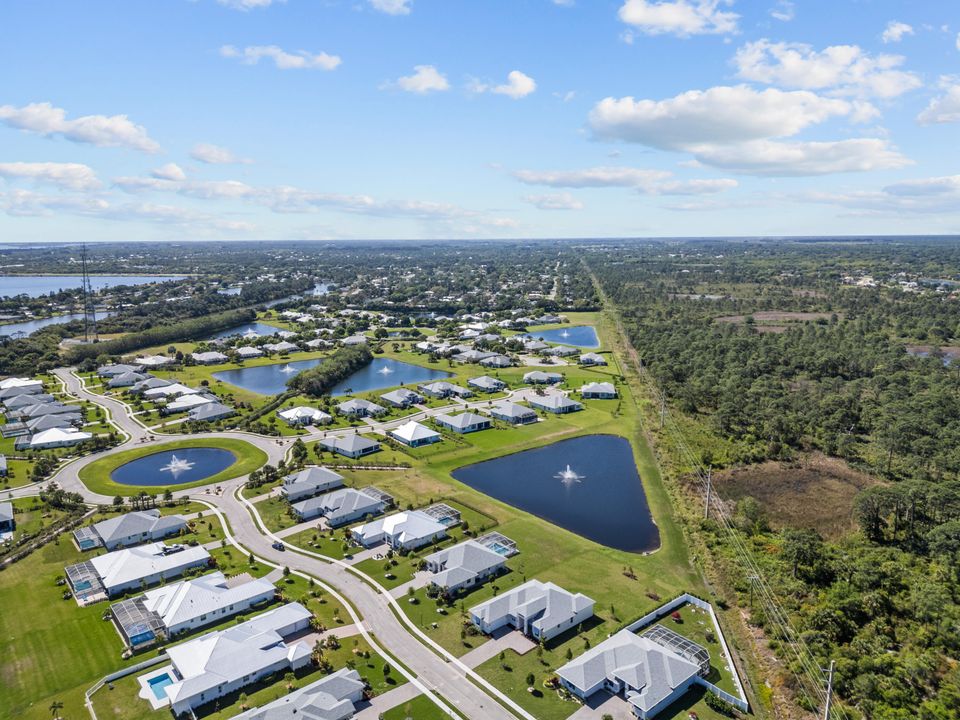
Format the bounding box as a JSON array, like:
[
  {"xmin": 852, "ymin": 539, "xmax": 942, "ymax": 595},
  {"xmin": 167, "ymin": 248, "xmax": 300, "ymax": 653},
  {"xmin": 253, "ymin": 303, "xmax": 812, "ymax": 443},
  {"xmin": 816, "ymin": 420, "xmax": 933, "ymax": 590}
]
[{"xmin": 20, "ymin": 367, "xmax": 535, "ymax": 720}]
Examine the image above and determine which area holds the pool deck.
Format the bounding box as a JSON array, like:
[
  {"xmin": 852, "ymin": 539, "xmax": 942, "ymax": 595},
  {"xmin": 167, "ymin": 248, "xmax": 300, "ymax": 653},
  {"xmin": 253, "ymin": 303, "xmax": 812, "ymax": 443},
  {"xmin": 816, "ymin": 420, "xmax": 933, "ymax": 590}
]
[{"xmin": 137, "ymin": 665, "xmax": 175, "ymax": 709}]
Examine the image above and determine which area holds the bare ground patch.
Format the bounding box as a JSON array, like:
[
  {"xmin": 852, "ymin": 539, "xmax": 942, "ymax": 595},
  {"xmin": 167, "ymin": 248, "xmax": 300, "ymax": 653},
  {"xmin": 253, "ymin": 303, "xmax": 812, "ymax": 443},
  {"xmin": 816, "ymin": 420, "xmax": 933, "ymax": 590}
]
[{"xmin": 710, "ymin": 453, "xmax": 881, "ymax": 538}]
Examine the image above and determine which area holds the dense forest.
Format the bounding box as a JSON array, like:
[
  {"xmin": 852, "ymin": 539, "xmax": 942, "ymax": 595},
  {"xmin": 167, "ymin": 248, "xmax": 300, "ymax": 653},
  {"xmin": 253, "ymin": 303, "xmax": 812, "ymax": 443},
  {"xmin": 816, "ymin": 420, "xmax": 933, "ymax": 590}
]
[
  {"xmin": 287, "ymin": 344, "xmax": 373, "ymax": 397},
  {"xmin": 587, "ymin": 239, "xmax": 960, "ymax": 720}
]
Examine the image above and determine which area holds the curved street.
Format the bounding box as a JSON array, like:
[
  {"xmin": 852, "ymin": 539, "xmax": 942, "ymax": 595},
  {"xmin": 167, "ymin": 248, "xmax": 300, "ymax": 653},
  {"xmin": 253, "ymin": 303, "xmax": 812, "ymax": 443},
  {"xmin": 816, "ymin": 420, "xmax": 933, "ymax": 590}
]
[{"xmin": 17, "ymin": 367, "xmax": 536, "ymax": 720}]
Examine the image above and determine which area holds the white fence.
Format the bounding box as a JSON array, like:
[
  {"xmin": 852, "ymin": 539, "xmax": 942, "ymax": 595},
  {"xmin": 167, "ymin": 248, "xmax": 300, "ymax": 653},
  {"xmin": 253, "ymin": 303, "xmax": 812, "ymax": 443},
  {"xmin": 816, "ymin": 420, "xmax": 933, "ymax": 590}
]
[{"xmin": 624, "ymin": 592, "xmax": 749, "ymax": 713}]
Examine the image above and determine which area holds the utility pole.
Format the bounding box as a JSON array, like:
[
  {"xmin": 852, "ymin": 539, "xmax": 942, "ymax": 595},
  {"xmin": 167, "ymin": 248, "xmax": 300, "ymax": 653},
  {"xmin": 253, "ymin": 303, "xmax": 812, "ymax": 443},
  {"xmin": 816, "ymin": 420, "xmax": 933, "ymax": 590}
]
[
  {"xmin": 747, "ymin": 574, "xmax": 759, "ymax": 610},
  {"xmin": 704, "ymin": 467, "xmax": 712, "ymax": 519},
  {"xmin": 823, "ymin": 659, "xmax": 836, "ymax": 720}
]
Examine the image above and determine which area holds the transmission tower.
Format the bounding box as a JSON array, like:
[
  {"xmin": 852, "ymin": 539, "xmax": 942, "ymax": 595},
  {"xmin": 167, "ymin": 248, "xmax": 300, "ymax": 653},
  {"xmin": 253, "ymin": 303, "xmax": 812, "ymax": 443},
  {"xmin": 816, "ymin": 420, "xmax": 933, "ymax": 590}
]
[{"xmin": 80, "ymin": 243, "xmax": 98, "ymax": 342}]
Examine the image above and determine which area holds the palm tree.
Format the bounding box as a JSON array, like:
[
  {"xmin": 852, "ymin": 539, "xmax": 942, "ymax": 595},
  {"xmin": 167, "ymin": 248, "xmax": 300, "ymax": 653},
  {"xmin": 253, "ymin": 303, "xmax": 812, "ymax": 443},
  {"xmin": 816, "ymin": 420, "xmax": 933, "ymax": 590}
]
[{"xmin": 49, "ymin": 701, "xmax": 63, "ymax": 720}]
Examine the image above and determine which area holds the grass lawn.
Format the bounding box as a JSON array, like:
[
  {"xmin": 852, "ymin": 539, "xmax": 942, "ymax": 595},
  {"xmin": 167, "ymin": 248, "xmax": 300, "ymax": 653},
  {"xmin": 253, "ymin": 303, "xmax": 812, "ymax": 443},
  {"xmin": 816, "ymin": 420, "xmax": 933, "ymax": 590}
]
[
  {"xmin": 252, "ymin": 493, "xmax": 298, "ymax": 532},
  {"xmin": 77, "ymin": 437, "xmax": 267, "ymax": 496},
  {"xmin": 4, "ymin": 496, "xmax": 71, "ymax": 541}
]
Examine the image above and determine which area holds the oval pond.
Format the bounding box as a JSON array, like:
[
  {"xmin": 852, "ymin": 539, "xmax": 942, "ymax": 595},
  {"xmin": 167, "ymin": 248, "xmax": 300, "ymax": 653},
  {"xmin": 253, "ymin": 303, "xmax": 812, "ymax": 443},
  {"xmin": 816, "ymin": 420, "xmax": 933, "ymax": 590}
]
[
  {"xmin": 452, "ymin": 434, "xmax": 659, "ymax": 553},
  {"xmin": 110, "ymin": 447, "xmax": 237, "ymax": 487}
]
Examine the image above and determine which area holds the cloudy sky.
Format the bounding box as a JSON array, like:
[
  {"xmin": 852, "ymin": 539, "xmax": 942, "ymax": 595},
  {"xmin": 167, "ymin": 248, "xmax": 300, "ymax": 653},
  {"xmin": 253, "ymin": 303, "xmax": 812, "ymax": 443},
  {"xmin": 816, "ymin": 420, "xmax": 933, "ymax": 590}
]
[{"xmin": 1, "ymin": 0, "xmax": 959, "ymax": 241}]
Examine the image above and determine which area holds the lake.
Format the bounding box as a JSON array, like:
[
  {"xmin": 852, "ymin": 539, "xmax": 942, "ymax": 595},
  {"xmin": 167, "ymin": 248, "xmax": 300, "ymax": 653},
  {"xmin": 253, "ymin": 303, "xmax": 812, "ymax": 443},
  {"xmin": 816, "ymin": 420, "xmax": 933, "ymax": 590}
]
[
  {"xmin": 0, "ymin": 274, "xmax": 186, "ymax": 298},
  {"xmin": 209, "ymin": 321, "xmax": 286, "ymax": 340},
  {"xmin": 329, "ymin": 357, "xmax": 452, "ymax": 396},
  {"xmin": 0, "ymin": 310, "xmax": 115, "ymax": 337},
  {"xmin": 525, "ymin": 325, "xmax": 599, "ymax": 348},
  {"xmin": 110, "ymin": 447, "xmax": 236, "ymax": 486},
  {"xmin": 452, "ymin": 434, "xmax": 659, "ymax": 553},
  {"xmin": 213, "ymin": 358, "xmax": 324, "ymax": 395}
]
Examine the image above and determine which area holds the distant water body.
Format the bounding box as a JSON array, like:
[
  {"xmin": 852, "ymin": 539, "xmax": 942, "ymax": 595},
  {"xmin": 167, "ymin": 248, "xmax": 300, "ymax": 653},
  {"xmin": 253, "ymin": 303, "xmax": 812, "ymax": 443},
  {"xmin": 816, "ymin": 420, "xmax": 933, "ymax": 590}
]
[
  {"xmin": 0, "ymin": 310, "xmax": 116, "ymax": 337},
  {"xmin": 0, "ymin": 274, "xmax": 186, "ymax": 299}
]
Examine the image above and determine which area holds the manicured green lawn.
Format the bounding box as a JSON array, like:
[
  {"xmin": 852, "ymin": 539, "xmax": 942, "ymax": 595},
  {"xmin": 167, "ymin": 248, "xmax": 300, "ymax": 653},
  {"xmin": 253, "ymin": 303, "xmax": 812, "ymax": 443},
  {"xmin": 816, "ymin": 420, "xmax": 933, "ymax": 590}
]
[
  {"xmin": 77, "ymin": 437, "xmax": 267, "ymax": 495},
  {"xmin": 4, "ymin": 496, "xmax": 70, "ymax": 541},
  {"xmin": 382, "ymin": 693, "xmax": 450, "ymax": 720},
  {"xmin": 252, "ymin": 494, "xmax": 298, "ymax": 532}
]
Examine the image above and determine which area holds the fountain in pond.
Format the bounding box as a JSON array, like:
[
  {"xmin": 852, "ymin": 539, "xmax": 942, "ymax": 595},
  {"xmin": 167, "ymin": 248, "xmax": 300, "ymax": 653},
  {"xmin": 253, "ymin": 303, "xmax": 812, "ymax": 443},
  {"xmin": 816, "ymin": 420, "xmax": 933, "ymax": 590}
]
[
  {"xmin": 377, "ymin": 365, "xmax": 394, "ymax": 375},
  {"xmin": 280, "ymin": 364, "xmax": 298, "ymax": 374},
  {"xmin": 560, "ymin": 329, "xmax": 570, "ymax": 338},
  {"xmin": 554, "ymin": 464, "xmax": 584, "ymax": 487},
  {"xmin": 160, "ymin": 454, "xmax": 195, "ymax": 477}
]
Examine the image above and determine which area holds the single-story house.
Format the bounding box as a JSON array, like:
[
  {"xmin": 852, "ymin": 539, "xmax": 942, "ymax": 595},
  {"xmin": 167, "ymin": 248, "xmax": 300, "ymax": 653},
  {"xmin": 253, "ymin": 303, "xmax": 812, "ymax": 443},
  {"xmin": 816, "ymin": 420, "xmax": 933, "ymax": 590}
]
[
  {"xmin": 319, "ymin": 434, "xmax": 381, "ymax": 459},
  {"xmin": 468, "ymin": 375, "xmax": 506, "ymax": 393},
  {"xmin": 336, "ymin": 398, "xmax": 387, "ymax": 418},
  {"xmin": 480, "ymin": 354, "xmax": 513, "ymax": 369},
  {"xmin": 278, "ymin": 406, "xmax": 333, "ymax": 426},
  {"xmin": 528, "ymin": 394, "xmax": 583, "ymax": 414},
  {"xmin": 470, "ymin": 579, "xmax": 594, "ymax": 642},
  {"xmin": 0, "ymin": 501, "xmax": 13, "ymax": 538},
  {"xmin": 135, "ymin": 355, "xmax": 176, "ymax": 368},
  {"xmin": 291, "ymin": 486, "xmax": 388, "ymax": 525},
  {"xmin": 537, "ymin": 314, "xmax": 563, "ymax": 324},
  {"xmin": 143, "ymin": 383, "xmax": 199, "ymax": 400},
  {"xmin": 111, "ymin": 572, "xmax": 275, "ymax": 647},
  {"xmin": 14, "ymin": 401, "xmax": 79, "ymax": 419},
  {"xmin": 129, "ymin": 377, "xmax": 172, "ymax": 395},
  {"xmin": 108, "ymin": 371, "xmax": 150, "ymax": 388},
  {"xmin": 26, "ymin": 413, "xmax": 83, "ymax": 432},
  {"xmin": 352, "ymin": 510, "xmax": 448, "ymax": 550},
  {"xmin": 556, "ymin": 629, "xmax": 706, "ymax": 719},
  {"xmin": 73, "ymin": 509, "xmax": 187, "ymax": 551},
  {"xmin": 388, "ymin": 420, "xmax": 441, "ymax": 447},
  {"xmin": 191, "ymin": 351, "xmax": 228, "ymax": 365},
  {"xmin": 20, "ymin": 427, "xmax": 92, "ymax": 450},
  {"xmin": 581, "ymin": 382, "xmax": 617, "ymax": 399},
  {"xmin": 434, "ymin": 412, "xmax": 491, "ymax": 434},
  {"xmin": 0, "ymin": 454, "xmax": 6, "ymax": 477},
  {"xmin": 154, "ymin": 603, "xmax": 313, "ymax": 715},
  {"xmin": 65, "ymin": 542, "xmax": 211, "ymax": 602},
  {"xmin": 97, "ymin": 364, "xmax": 144, "ymax": 378},
  {"xmin": 264, "ymin": 341, "xmax": 299, "ymax": 354},
  {"xmin": 280, "ymin": 467, "xmax": 345, "ymax": 503},
  {"xmin": 579, "ymin": 352, "xmax": 607, "ymax": 366},
  {"xmin": 341, "ymin": 335, "xmax": 368, "ymax": 346},
  {"xmin": 3, "ymin": 392, "xmax": 54, "ymax": 410},
  {"xmin": 489, "ymin": 401, "xmax": 538, "ymax": 425},
  {"xmin": 425, "ymin": 539, "xmax": 507, "ymax": 594},
  {"xmin": 232, "ymin": 668, "xmax": 365, "ymax": 720},
  {"xmin": 380, "ymin": 388, "xmax": 423, "ymax": 408},
  {"xmin": 522, "ymin": 340, "xmax": 550, "ymax": 353},
  {"xmin": 546, "ymin": 345, "xmax": 579, "ymax": 357},
  {"xmin": 418, "ymin": 381, "xmax": 473, "ymax": 399},
  {"xmin": 304, "ymin": 338, "xmax": 331, "ymax": 350},
  {"xmin": 189, "ymin": 402, "xmax": 235, "ymax": 423},
  {"xmin": 453, "ymin": 350, "xmax": 496, "ymax": 364},
  {"xmin": 163, "ymin": 393, "xmax": 215, "ymax": 414},
  {"xmin": 235, "ymin": 346, "xmax": 264, "ymax": 359},
  {"xmin": 523, "ymin": 370, "xmax": 563, "ymax": 385}
]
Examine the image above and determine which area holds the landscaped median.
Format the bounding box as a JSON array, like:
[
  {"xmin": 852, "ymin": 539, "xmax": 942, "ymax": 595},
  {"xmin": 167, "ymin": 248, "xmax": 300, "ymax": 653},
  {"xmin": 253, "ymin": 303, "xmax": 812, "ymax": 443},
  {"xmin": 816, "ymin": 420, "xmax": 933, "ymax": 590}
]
[{"xmin": 77, "ymin": 437, "xmax": 267, "ymax": 495}]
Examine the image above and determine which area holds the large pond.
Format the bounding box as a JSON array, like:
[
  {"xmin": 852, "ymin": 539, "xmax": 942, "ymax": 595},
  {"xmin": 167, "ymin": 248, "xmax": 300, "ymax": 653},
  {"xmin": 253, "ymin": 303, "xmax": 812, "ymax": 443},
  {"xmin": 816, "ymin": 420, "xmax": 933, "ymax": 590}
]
[
  {"xmin": 329, "ymin": 357, "xmax": 452, "ymax": 396},
  {"xmin": 452, "ymin": 434, "xmax": 659, "ymax": 553},
  {"xmin": 213, "ymin": 358, "xmax": 324, "ymax": 395},
  {"xmin": 525, "ymin": 325, "xmax": 599, "ymax": 348},
  {"xmin": 209, "ymin": 321, "xmax": 285, "ymax": 340},
  {"xmin": 0, "ymin": 275, "xmax": 186, "ymax": 298},
  {"xmin": 0, "ymin": 310, "xmax": 115, "ymax": 337},
  {"xmin": 110, "ymin": 447, "xmax": 236, "ymax": 486}
]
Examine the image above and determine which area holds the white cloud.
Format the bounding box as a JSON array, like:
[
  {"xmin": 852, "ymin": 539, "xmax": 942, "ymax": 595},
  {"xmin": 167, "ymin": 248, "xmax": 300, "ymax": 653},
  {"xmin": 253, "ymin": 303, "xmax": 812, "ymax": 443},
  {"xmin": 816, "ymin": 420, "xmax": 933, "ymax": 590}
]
[
  {"xmin": 956, "ymin": 32, "xmax": 960, "ymax": 51},
  {"xmin": 394, "ymin": 65, "xmax": 450, "ymax": 94},
  {"xmin": 806, "ymin": 176, "xmax": 960, "ymax": 214},
  {"xmin": 471, "ymin": 71, "xmax": 537, "ymax": 99},
  {"xmin": 882, "ymin": 21, "xmax": 914, "ymax": 43},
  {"xmin": 190, "ymin": 143, "xmax": 251, "ymax": 165},
  {"xmin": 769, "ymin": 0, "xmax": 794, "ymax": 22},
  {"xmin": 513, "ymin": 166, "xmax": 672, "ymax": 188},
  {"xmin": 522, "ymin": 192, "xmax": 584, "ymax": 210},
  {"xmin": 369, "ymin": 0, "xmax": 412, "ymax": 15},
  {"xmin": 512, "ymin": 166, "xmax": 738, "ymax": 194},
  {"xmin": 220, "ymin": 45, "xmax": 341, "ymax": 70},
  {"xmin": 733, "ymin": 40, "xmax": 921, "ymax": 99},
  {"xmin": 589, "ymin": 86, "xmax": 857, "ymax": 148},
  {"xmin": 0, "ymin": 102, "xmax": 160, "ymax": 153},
  {"xmin": 553, "ymin": 0, "xmax": 575, "ymax": 6},
  {"xmin": 0, "ymin": 161, "xmax": 100, "ymax": 191},
  {"xmin": 588, "ymin": 86, "xmax": 907, "ymax": 176},
  {"xmin": 216, "ymin": 0, "xmax": 282, "ymax": 10},
  {"xmin": 693, "ymin": 138, "xmax": 910, "ymax": 176},
  {"xmin": 918, "ymin": 79, "xmax": 960, "ymax": 124},
  {"xmin": 151, "ymin": 163, "xmax": 186, "ymax": 182},
  {"xmin": 618, "ymin": 0, "xmax": 738, "ymax": 37}
]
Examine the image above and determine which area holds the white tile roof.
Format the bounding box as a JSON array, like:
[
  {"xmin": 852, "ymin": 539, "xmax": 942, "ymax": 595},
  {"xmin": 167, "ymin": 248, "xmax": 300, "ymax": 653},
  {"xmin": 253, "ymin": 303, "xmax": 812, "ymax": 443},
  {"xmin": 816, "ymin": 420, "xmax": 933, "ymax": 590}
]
[
  {"xmin": 89, "ymin": 542, "xmax": 210, "ymax": 591},
  {"xmin": 141, "ymin": 571, "xmax": 275, "ymax": 630},
  {"xmin": 389, "ymin": 420, "xmax": 440, "ymax": 444}
]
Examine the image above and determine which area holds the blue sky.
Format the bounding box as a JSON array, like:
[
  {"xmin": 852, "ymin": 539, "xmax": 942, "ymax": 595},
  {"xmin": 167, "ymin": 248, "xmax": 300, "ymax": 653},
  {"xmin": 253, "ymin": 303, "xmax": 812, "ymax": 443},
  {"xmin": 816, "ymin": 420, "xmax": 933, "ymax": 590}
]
[{"xmin": 1, "ymin": 0, "xmax": 959, "ymax": 242}]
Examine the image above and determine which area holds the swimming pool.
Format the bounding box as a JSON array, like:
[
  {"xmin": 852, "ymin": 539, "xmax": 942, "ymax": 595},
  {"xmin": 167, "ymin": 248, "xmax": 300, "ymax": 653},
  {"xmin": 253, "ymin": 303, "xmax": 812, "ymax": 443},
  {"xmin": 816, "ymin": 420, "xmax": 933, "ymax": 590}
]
[{"xmin": 148, "ymin": 673, "xmax": 174, "ymax": 700}]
